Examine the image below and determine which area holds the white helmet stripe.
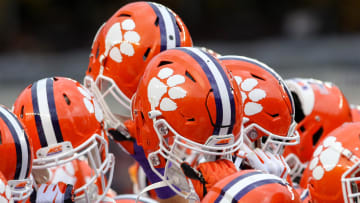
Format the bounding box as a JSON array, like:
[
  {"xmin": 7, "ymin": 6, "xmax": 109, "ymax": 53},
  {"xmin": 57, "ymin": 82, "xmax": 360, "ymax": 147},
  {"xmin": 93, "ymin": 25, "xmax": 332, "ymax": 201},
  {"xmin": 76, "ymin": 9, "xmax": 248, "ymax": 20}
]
[
  {"xmin": 149, "ymin": 2, "xmax": 179, "ymax": 51},
  {"xmin": 183, "ymin": 47, "xmax": 234, "ymax": 134},
  {"xmin": 0, "ymin": 107, "xmax": 30, "ymax": 180},
  {"xmin": 34, "ymin": 78, "xmax": 59, "ymax": 146}
]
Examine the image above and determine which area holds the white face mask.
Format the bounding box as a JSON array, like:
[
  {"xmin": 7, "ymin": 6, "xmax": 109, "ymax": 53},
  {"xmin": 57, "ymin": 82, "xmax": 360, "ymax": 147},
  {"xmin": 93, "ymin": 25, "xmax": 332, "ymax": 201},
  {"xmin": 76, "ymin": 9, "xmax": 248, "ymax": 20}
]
[
  {"xmin": 243, "ymin": 120, "xmax": 300, "ymax": 155},
  {"xmin": 142, "ymin": 116, "xmax": 243, "ymax": 200},
  {"xmin": 84, "ymin": 75, "xmax": 131, "ymax": 133},
  {"xmin": 32, "ymin": 134, "xmax": 115, "ymax": 202}
]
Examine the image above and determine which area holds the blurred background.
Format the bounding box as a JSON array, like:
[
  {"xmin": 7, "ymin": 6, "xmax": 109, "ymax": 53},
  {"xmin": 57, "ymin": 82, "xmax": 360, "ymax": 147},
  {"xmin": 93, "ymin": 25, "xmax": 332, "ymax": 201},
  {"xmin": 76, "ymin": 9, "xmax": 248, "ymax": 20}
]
[{"xmin": 0, "ymin": 0, "xmax": 359, "ymax": 194}]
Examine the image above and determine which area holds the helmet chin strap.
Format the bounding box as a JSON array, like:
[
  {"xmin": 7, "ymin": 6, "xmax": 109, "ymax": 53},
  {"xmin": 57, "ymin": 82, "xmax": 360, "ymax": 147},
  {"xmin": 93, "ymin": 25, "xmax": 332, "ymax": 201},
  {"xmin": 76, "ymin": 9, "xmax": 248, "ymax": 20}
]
[{"xmin": 136, "ymin": 181, "xmax": 169, "ymax": 202}]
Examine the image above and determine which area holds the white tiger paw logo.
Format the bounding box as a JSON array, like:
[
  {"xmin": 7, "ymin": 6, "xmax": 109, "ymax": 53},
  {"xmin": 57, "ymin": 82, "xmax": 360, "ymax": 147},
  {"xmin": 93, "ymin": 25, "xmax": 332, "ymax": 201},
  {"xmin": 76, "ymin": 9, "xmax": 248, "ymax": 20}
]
[
  {"xmin": 105, "ymin": 19, "xmax": 140, "ymax": 63},
  {"xmin": 147, "ymin": 67, "xmax": 187, "ymax": 111},
  {"xmin": 0, "ymin": 179, "xmax": 13, "ymax": 202},
  {"xmin": 77, "ymin": 86, "xmax": 104, "ymax": 123},
  {"xmin": 234, "ymin": 76, "xmax": 266, "ymax": 116},
  {"xmin": 308, "ymin": 136, "xmax": 342, "ymax": 180}
]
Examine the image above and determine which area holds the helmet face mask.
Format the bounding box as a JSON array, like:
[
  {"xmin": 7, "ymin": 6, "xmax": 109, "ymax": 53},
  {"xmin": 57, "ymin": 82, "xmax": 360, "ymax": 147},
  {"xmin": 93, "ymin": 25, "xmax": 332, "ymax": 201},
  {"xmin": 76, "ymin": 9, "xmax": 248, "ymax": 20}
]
[
  {"xmin": 285, "ymin": 153, "xmax": 307, "ymax": 183},
  {"xmin": 84, "ymin": 75, "xmax": 131, "ymax": 132},
  {"xmin": 32, "ymin": 133, "xmax": 115, "ymax": 202},
  {"xmin": 244, "ymin": 120, "xmax": 300, "ymax": 154},
  {"xmin": 342, "ymin": 159, "xmax": 360, "ymax": 203},
  {"xmin": 147, "ymin": 117, "xmax": 242, "ymax": 200}
]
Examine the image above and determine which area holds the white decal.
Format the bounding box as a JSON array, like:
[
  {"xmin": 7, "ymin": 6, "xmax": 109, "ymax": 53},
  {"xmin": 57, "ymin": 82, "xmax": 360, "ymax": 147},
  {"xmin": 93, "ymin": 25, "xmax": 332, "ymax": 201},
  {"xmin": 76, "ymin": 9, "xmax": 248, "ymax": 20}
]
[
  {"xmin": 235, "ymin": 77, "xmax": 267, "ymax": 116},
  {"xmin": 244, "ymin": 102, "xmax": 263, "ymax": 116},
  {"xmin": 241, "ymin": 78, "xmax": 258, "ymax": 91},
  {"xmin": 160, "ymin": 98, "xmax": 177, "ymax": 111},
  {"xmin": 158, "ymin": 67, "xmax": 173, "ymax": 79},
  {"xmin": 122, "ymin": 19, "xmax": 135, "ymax": 30},
  {"xmin": 234, "ymin": 76, "xmax": 242, "ymax": 86},
  {"xmin": 148, "ymin": 68, "xmax": 187, "ymax": 111},
  {"xmin": 312, "ymin": 166, "xmax": 325, "ymax": 180},
  {"xmin": 148, "ymin": 78, "xmax": 168, "ymax": 109},
  {"xmin": 104, "ymin": 19, "xmax": 140, "ymax": 63},
  {"xmin": 109, "ymin": 47, "xmax": 122, "ymax": 62},
  {"xmin": 77, "ymin": 86, "xmax": 92, "ymax": 100},
  {"xmin": 168, "ymin": 87, "xmax": 187, "ymax": 100},
  {"xmin": 166, "ymin": 75, "xmax": 184, "ymax": 87},
  {"xmin": 78, "ymin": 86, "xmax": 104, "ymax": 122},
  {"xmin": 120, "ymin": 41, "xmax": 135, "ymax": 56},
  {"xmin": 308, "ymin": 136, "xmax": 342, "ymax": 181},
  {"xmin": 84, "ymin": 98, "xmax": 94, "ymax": 113},
  {"xmin": 248, "ymin": 89, "xmax": 266, "ymax": 102}
]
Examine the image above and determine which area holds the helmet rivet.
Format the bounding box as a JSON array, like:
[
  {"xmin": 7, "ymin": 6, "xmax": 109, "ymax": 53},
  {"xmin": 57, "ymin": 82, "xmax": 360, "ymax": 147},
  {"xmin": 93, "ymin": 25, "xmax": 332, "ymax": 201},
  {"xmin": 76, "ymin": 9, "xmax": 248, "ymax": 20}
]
[
  {"xmin": 159, "ymin": 126, "xmax": 168, "ymax": 136},
  {"xmin": 150, "ymin": 154, "xmax": 160, "ymax": 166},
  {"xmin": 315, "ymin": 116, "xmax": 320, "ymax": 122},
  {"xmin": 248, "ymin": 129, "xmax": 258, "ymax": 140},
  {"xmin": 156, "ymin": 123, "xmax": 168, "ymax": 136}
]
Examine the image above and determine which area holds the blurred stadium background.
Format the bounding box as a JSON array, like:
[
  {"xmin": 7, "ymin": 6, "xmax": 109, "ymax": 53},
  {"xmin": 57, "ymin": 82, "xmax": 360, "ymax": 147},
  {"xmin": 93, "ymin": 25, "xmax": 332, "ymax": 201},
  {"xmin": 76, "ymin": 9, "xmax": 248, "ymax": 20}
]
[{"xmin": 0, "ymin": 0, "xmax": 359, "ymax": 194}]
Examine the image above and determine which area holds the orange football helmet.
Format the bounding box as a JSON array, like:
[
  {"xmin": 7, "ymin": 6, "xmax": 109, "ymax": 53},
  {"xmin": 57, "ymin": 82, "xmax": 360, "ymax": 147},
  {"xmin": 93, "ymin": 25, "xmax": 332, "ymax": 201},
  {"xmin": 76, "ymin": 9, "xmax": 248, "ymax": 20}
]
[
  {"xmin": 84, "ymin": 1, "xmax": 193, "ymax": 133},
  {"xmin": 13, "ymin": 77, "xmax": 115, "ymax": 202},
  {"xmin": 351, "ymin": 105, "xmax": 360, "ymax": 122},
  {"xmin": 0, "ymin": 105, "xmax": 33, "ymax": 201},
  {"xmin": 300, "ymin": 122, "xmax": 360, "ymax": 203},
  {"xmin": 0, "ymin": 171, "xmax": 14, "ymax": 202},
  {"xmin": 130, "ymin": 47, "xmax": 243, "ymax": 200},
  {"xmin": 219, "ymin": 55, "xmax": 299, "ymax": 154},
  {"xmin": 283, "ymin": 78, "xmax": 352, "ymax": 183},
  {"xmin": 202, "ymin": 170, "xmax": 301, "ymax": 203}
]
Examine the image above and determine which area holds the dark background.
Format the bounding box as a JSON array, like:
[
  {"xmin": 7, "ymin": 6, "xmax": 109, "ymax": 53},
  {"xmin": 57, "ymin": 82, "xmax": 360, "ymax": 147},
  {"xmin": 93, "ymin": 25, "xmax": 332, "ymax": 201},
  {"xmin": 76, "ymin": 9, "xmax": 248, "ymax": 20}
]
[
  {"xmin": 1, "ymin": 0, "xmax": 360, "ymax": 52},
  {"xmin": 0, "ymin": 0, "xmax": 359, "ymax": 195}
]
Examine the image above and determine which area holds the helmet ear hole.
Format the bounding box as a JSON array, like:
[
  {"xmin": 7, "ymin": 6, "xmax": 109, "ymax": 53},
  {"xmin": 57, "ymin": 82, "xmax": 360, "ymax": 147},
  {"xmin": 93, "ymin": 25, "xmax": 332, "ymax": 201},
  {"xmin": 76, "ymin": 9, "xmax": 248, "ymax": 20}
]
[
  {"xmin": 118, "ymin": 13, "xmax": 131, "ymax": 18},
  {"xmin": 250, "ymin": 73, "xmax": 265, "ymax": 81},
  {"xmin": 140, "ymin": 111, "xmax": 145, "ymax": 122},
  {"xmin": 143, "ymin": 48, "xmax": 151, "ymax": 61},
  {"xmin": 312, "ymin": 127, "xmax": 323, "ymax": 146},
  {"xmin": 185, "ymin": 71, "xmax": 196, "ymax": 83},
  {"xmin": 63, "ymin": 94, "xmax": 71, "ymax": 105},
  {"xmin": 95, "ymin": 45, "xmax": 100, "ymax": 59},
  {"xmin": 20, "ymin": 106, "xmax": 24, "ymax": 119},
  {"xmin": 0, "ymin": 130, "xmax": 2, "ymax": 144},
  {"xmin": 154, "ymin": 17, "xmax": 159, "ymax": 26},
  {"xmin": 157, "ymin": 61, "xmax": 173, "ymax": 67}
]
